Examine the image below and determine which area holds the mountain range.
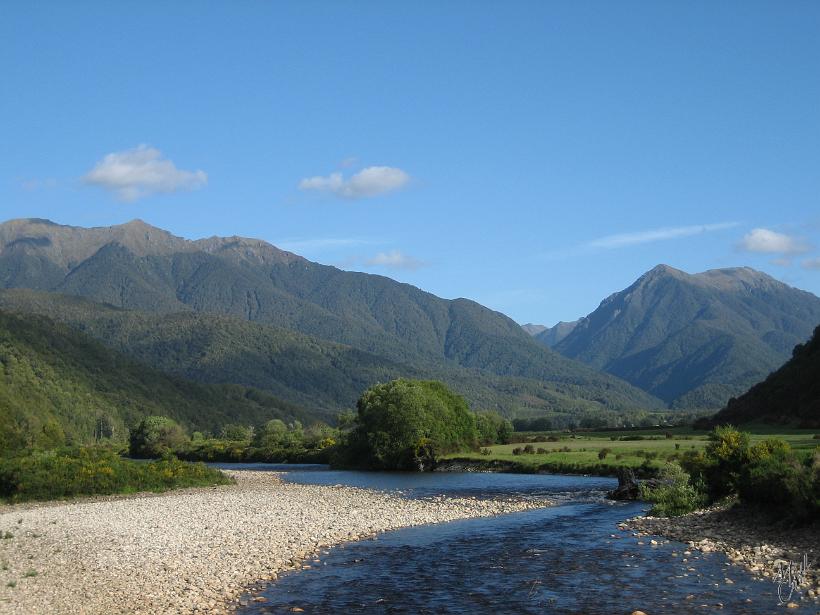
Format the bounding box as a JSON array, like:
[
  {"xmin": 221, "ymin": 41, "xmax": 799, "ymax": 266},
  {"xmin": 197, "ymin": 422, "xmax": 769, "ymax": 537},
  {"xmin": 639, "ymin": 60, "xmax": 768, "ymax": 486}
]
[
  {"xmin": 0, "ymin": 218, "xmax": 663, "ymax": 424},
  {"xmin": 2, "ymin": 218, "xmax": 818, "ymax": 425},
  {"xmin": 528, "ymin": 264, "xmax": 820, "ymax": 409}
]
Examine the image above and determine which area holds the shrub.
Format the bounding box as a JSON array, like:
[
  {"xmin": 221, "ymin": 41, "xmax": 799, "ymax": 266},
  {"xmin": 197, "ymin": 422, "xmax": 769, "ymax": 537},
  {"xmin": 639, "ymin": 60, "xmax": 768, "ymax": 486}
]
[
  {"xmin": 523, "ymin": 444, "xmax": 535, "ymax": 454},
  {"xmin": 129, "ymin": 417, "xmax": 189, "ymax": 458},
  {"xmin": 536, "ymin": 447, "xmax": 547, "ymax": 454},
  {"xmin": 512, "ymin": 447, "xmax": 523, "ymax": 455},
  {"xmin": 640, "ymin": 464, "xmax": 706, "ymax": 517},
  {"xmin": 597, "ymin": 448, "xmax": 612, "ymax": 460},
  {"xmin": 0, "ymin": 447, "xmax": 232, "ymax": 503},
  {"xmin": 480, "ymin": 448, "xmax": 491, "ymax": 455},
  {"xmin": 701, "ymin": 426, "xmax": 750, "ymax": 499}
]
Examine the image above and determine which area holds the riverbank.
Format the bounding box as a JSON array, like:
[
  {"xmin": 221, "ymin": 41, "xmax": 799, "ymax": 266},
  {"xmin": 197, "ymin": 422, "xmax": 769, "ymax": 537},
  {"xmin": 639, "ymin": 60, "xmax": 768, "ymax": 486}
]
[
  {"xmin": 435, "ymin": 457, "xmax": 658, "ymax": 477},
  {"xmin": 0, "ymin": 470, "xmax": 548, "ymax": 614},
  {"xmin": 624, "ymin": 503, "xmax": 820, "ymax": 603}
]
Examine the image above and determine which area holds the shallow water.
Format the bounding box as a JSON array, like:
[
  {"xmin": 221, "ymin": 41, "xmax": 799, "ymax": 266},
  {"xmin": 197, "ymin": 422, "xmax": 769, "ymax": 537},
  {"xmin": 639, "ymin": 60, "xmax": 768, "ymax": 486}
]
[{"xmin": 233, "ymin": 468, "xmax": 785, "ymax": 614}]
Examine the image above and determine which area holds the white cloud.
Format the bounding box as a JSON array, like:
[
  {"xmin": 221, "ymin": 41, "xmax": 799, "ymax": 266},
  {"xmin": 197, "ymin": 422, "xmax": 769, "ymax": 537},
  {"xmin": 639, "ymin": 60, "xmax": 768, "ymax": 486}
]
[
  {"xmin": 771, "ymin": 257, "xmax": 792, "ymax": 267},
  {"xmin": 83, "ymin": 145, "xmax": 207, "ymax": 202},
  {"xmin": 298, "ymin": 166, "xmax": 410, "ymax": 199},
  {"xmin": 586, "ymin": 222, "xmax": 739, "ymax": 250},
  {"xmin": 739, "ymin": 228, "xmax": 809, "ymax": 254},
  {"xmin": 802, "ymin": 257, "xmax": 820, "ymax": 270},
  {"xmin": 364, "ymin": 250, "xmax": 424, "ymax": 270}
]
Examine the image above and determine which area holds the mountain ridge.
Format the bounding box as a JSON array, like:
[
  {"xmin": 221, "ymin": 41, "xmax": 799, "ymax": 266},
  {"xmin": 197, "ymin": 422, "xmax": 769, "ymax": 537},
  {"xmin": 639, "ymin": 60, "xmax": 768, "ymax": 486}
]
[
  {"xmin": 544, "ymin": 264, "xmax": 820, "ymax": 409},
  {"xmin": 0, "ymin": 218, "xmax": 663, "ymax": 416}
]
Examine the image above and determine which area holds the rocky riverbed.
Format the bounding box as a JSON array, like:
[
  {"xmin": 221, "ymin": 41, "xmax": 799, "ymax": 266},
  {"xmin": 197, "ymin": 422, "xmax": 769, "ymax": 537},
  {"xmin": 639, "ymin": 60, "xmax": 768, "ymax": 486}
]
[
  {"xmin": 0, "ymin": 470, "xmax": 548, "ymax": 614},
  {"xmin": 623, "ymin": 503, "xmax": 820, "ymax": 605}
]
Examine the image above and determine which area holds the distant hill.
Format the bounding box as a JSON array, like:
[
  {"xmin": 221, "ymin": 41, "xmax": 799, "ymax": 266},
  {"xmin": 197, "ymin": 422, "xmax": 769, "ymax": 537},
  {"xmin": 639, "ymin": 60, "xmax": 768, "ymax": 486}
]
[
  {"xmin": 533, "ymin": 320, "xmax": 580, "ymax": 348},
  {"xmin": 703, "ymin": 326, "xmax": 820, "ymax": 428},
  {"xmin": 0, "ymin": 310, "xmax": 316, "ymax": 451},
  {"xmin": 0, "ymin": 218, "xmax": 662, "ymax": 415},
  {"xmin": 548, "ymin": 265, "xmax": 820, "ymax": 409}
]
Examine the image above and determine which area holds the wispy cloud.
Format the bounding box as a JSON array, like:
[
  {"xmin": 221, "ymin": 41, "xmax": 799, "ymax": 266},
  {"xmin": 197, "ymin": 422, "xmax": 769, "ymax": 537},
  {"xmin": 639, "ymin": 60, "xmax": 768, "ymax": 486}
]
[
  {"xmin": 83, "ymin": 145, "xmax": 207, "ymax": 202},
  {"xmin": 586, "ymin": 222, "xmax": 739, "ymax": 250},
  {"xmin": 299, "ymin": 166, "xmax": 410, "ymax": 199},
  {"xmin": 802, "ymin": 257, "xmax": 820, "ymax": 271},
  {"xmin": 739, "ymin": 228, "xmax": 810, "ymax": 255},
  {"xmin": 364, "ymin": 250, "xmax": 425, "ymax": 270}
]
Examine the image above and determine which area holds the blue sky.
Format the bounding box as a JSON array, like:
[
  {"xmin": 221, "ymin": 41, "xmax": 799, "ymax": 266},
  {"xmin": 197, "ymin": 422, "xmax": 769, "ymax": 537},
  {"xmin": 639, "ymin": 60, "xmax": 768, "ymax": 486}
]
[{"xmin": 2, "ymin": 2, "xmax": 819, "ymax": 325}]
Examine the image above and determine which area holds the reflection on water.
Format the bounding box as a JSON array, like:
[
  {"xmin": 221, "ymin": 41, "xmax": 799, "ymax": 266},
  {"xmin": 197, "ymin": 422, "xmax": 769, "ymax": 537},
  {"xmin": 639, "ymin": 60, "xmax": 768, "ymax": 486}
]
[{"xmin": 233, "ymin": 469, "xmax": 777, "ymax": 614}]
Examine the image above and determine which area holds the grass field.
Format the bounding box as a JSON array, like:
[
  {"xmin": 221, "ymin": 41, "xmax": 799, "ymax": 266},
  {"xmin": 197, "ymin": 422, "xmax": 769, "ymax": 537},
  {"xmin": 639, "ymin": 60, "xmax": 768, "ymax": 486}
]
[{"xmin": 440, "ymin": 426, "xmax": 819, "ymax": 477}]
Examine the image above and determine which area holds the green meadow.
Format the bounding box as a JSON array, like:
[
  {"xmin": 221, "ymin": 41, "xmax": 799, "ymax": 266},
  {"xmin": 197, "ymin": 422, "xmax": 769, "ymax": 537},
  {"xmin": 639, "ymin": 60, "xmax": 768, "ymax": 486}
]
[{"xmin": 441, "ymin": 426, "xmax": 818, "ymax": 476}]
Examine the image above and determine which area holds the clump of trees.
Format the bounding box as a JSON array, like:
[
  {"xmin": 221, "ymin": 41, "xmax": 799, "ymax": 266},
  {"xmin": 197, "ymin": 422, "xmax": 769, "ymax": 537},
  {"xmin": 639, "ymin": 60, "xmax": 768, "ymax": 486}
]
[
  {"xmin": 335, "ymin": 379, "xmax": 510, "ymax": 471},
  {"xmin": 128, "ymin": 380, "xmax": 515, "ymax": 469},
  {"xmin": 641, "ymin": 425, "xmax": 819, "ymax": 523},
  {"xmin": 128, "ymin": 415, "xmax": 337, "ymax": 463}
]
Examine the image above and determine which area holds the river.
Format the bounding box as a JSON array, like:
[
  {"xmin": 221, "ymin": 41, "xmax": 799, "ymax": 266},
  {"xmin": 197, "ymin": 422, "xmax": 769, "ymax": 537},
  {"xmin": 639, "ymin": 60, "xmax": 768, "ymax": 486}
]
[{"xmin": 218, "ymin": 465, "xmax": 778, "ymax": 614}]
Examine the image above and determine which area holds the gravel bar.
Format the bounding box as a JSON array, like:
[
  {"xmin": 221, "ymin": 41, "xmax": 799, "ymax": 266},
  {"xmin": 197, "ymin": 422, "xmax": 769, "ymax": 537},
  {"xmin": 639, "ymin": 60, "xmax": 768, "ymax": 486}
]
[
  {"xmin": 622, "ymin": 503, "xmax": 820, "ymax": 605},
  {"xmin": 0, "ymin": 470, "xmax": 549, "ymax": 614}
]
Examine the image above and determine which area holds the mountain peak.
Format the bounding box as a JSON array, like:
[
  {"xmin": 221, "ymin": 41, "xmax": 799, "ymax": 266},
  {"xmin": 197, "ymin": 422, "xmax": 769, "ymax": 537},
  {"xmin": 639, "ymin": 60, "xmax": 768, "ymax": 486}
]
[{"xmin": 641, "ymin": 264, "xmax": 687, "ymax": 281}]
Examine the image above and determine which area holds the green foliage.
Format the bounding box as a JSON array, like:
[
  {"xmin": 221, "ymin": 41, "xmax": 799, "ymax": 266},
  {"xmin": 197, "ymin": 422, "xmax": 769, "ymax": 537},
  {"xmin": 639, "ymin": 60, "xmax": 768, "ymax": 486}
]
[
  {"xmin": 475, "ymin": 411, "xmax": 513, "ymax": 445},
  {"xmin": 0, "ymin": 310, "xmax": 318, "ymax": 454},
  {"xmin": 0, "ymin": 447, "xmax": 232, "ymax": 503},
  {"xmin": 640, "ymin": 463, "xmax": 707, "ymax": 517},
  {"xmin": 129, "ymin": 416, "xmax": 189, "ymax": 458},
  {"xmin": 220, "ymin": 423, "xmax": 254, "ymax": 442},
  {"xmin": 177, "ymin": 419, "xmax": 336, "ymax": 463},
  {"xmin": 678, "ymin": 426, "xmax": 820, "ymax": 523},
  {"xmin": 341, "ymin": 379, "xmax": 479, "ymax": 470},
  {"xmin": 705, "ymin": 325, "xmax": 820, "ymax": 428}
]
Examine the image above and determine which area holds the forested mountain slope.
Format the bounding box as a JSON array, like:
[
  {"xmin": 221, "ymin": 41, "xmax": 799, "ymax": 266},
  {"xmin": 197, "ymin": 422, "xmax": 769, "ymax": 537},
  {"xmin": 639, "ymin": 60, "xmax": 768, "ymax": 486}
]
[
  {"xmin": 703, "ymin": 325, "xmax": 820, "ymax": 428},
  {"xmin": 0, "ymin": 310, "xmax": 315, "ymax": 451},
  {"xmin": 0, "ymin": 218, "xmax": 661, "ymax": 413}
]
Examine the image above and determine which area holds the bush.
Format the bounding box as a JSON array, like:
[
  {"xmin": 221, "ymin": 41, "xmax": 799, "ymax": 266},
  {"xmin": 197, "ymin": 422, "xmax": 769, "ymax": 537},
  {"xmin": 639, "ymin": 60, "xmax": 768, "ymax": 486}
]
[
  {"xmin": 536, "ymin": 447, "xmax": 547, "ymax": 454},
  {"xmin": 512, "ymin": 447, "xmax": 523, "ymax": 455},
  {"xmin": 0, "ymin": 447, "xmax": 232, "ymax": 503},
  {"xmin": 129, "ymin": 416, "xmax": 189, "ymax": 458},
  {"xmin": 640, "ymin": 464, "xmax": 706, "ymax": 517},
  {"xmin": 523, "ymin": 444, "xmax": 535, "ymax": 454},
  {"xmin": 598, "ymin": 448, "xmax": 612, "ymax": 460}
]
